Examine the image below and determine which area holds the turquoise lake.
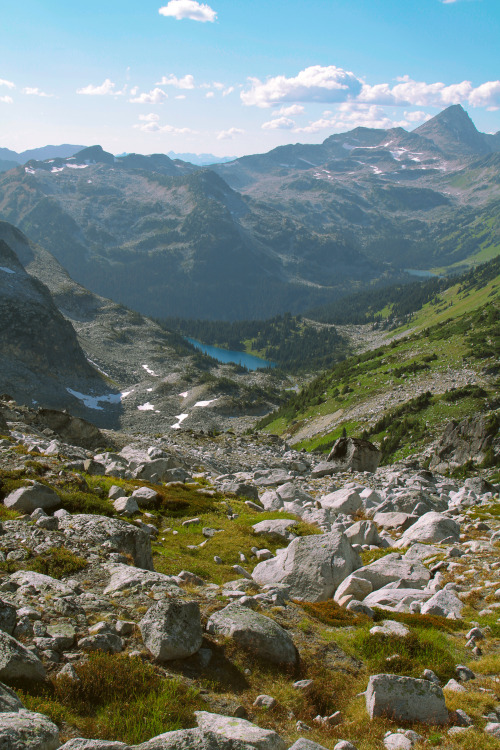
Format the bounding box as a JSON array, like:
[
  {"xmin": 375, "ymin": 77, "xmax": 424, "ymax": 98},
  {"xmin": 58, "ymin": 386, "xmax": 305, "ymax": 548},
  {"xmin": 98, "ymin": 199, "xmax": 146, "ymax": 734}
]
[{"xmin": 186, "ymin": 338, "xmax": 276, "ymax": 370}]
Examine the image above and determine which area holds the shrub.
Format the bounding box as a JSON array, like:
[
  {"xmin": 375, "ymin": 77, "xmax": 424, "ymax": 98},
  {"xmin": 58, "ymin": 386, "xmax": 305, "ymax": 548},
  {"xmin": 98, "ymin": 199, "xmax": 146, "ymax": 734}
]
[
  {"xmin": 298, "ymin": 600, "xmax": 368, "ymax": 627},
  {"xmin": 27, "ymin": 547, "xmax": 87, "ymax": 579}
]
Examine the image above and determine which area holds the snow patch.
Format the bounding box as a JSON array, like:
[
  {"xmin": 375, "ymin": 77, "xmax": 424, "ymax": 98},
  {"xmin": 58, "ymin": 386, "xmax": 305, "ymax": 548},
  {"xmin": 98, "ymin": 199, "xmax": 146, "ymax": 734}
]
[
  {"xmin": 179, "ymin": 391, "xmax": 188, "ymax": 398},
  {"xmin": 66, "ymin": 388, "xmax": 123, "ymax": 410},
  {"xmin": 51, "ymin": 167, "xmax": 64, "ymax": 173},
  {"xmin": 194, "ymin": 399, "xmax": 217, "ymax": 408},
  {"xmin": 171, "ymin": 413, "xmax": 189, "ymax": 429},
  {"xmin": 142, "ymin": 364, "xmax": 158, "ymax": 376},
  {"xmin": 137, "ymin": 402, "xmax": 155, "ymax": 411},
  {"xmin": 0, "ymin": 267, "xmax": 15, "ymax": 274},
  {"xmin": 65, "ymin": 163, "xmax": 88, "ymax": 169}
]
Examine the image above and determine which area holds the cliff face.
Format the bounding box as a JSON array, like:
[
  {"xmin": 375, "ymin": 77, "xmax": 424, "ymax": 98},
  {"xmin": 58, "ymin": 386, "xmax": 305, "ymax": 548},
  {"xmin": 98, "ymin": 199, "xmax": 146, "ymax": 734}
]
[{"xmin": 0, "ymin": 238, "xmax": 116, "ymax": 418}]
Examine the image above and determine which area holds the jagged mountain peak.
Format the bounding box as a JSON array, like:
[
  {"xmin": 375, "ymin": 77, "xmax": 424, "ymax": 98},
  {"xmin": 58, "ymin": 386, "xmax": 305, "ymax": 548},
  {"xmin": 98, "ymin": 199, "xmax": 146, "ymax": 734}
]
[{"xmin": 414, "ymin": 104, "xmax": 491, "ymax": 156}]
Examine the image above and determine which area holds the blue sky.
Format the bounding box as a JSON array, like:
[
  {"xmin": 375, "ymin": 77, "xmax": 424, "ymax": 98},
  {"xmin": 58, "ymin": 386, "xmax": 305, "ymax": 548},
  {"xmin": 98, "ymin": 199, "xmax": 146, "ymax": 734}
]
[{"xmin": 1, "ymin": 0, "xmax": 499, "ymax": 156}]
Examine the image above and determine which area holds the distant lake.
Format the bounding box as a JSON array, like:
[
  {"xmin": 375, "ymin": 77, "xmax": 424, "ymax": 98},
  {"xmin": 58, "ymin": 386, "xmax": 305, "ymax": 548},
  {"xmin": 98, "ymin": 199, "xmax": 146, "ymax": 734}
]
[
  {"xmin": 186, "ymin": 338, "xmax": 276, "ymax": 370},
  {"xmin": 405, "ymin": 269, "xmax": 440, "ymax": 278}
]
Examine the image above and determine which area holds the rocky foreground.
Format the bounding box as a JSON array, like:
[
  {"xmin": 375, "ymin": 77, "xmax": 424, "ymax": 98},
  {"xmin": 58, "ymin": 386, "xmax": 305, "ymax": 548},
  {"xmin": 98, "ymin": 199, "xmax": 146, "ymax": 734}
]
[{"xmin": 0, "ymin": 398, "xmax": 499, "ymax": 749}]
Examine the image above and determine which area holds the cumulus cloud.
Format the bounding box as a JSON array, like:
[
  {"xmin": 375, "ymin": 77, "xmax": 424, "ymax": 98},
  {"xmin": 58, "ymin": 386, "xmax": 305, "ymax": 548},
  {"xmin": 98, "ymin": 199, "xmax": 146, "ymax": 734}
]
[
  {"xmin": 217, "ymin": 127, "xmax": 244, "ymax": 140},
  {"xmin": 404, "ymin": 110, "xmax": 432, "ymax": 123},
  {"xmin": 277, "ymin": 104, "xmax": 304, "ymax": 116},
  {"xmin": 129, "ymin": 88, "xmax": 168, "ymax": 104},
  {"xmin": 77, "ymin": 79, "xmax": 116, "ymax": 96},
  {"xmin": 134, "ymin": 115, "xmax": 195, "ymax": 134},
  {"xmin": 262, "ymin": 116, "xmax": 296, "ymax": 130},
  {"xmin": 158, "ymin": 0, "xmax": 216, "ymax": 22},
  {"xmin": 22, "ymin": 87, "xmax": 52, "ymax": 97},
  {"xmin": 241, "ymin": 65, "xmax": 362, "ymax": 108},
  {"xmin": 156, "ymin": 74, "xmax": 195, "ymax": 89},
  {"xmin": 240, "ymin": 64, "xmax": 500, "ymax": 114},
  {"xmin": 0, "ymin": 78, "xmax": 15, "ymax": 89},
  {"xmin": 293, "ymin": 103, "xmax": 410, "ymax": 134},
  {"xmin": 0, "ymin": 95, "xmax": 13, "ymax": 104},
  {"xmin": 205, "ymin": 91, "xmax": 214, "ymax": 98},
  {"xmin": 359, "ymin": 75, "xmax": 500, "ymax": 109},
  {"xmin": 468, "ymin": 80, "xmax": 500, "ymax": 110}
]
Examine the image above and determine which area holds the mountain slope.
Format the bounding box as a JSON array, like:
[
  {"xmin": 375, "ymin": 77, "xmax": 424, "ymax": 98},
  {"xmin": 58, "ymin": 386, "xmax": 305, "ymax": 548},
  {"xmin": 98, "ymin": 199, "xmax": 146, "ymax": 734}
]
[
  {"xmin": 0, "ymin": 235, "xmax": 118, "ymax": 423},
  {"xmin": 257, "ymin": 259, "xmax": 499, "ymax": 462}
]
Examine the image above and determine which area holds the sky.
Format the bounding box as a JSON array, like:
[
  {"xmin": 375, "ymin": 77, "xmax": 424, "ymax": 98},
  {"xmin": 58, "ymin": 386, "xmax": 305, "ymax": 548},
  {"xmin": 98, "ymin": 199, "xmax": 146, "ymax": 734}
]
[{"xmin": 1, "ymin": 0, "xmax": 499, "ymax": 157}]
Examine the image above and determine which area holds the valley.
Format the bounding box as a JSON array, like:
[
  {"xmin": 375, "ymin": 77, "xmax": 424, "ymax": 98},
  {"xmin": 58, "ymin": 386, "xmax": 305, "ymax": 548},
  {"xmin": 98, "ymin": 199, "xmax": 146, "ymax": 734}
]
[{"xmin": 0, "ymin": 104, "xmax": 498, "ymax": 750}]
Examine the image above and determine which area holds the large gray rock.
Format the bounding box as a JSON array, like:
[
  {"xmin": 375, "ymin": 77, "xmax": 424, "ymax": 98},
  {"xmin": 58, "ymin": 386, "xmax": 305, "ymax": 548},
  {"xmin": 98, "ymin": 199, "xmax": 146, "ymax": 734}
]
[
  {"xmin": 134, "ymin": 728, "xmax": 255, "ymax": 749},
  {"xmin": 339, "ymin": 553, "xmax": 430, "ymax": 594},
  {"xmin": 344, "ymin": 520, "xmax": 383, "ymax": 547},
  {"xmin": 0, "ymin": 682, "xmax": 25, "ymax": 713},
  {"xmin": 396, "ymin": 512, "xmax": 460, "ymax": 546},
  {"xmin": 3, "ymin": 483, "xmax": 60, "ymax": 513},
  {"xmin": 58, "ymin": 514, "xmax": 154, "ymax": 569},
  {"xmin": 59, "ymin": 742, "xmax": 128, "ymax": 750},
  {"xmin": 103, "ymin": 564, "xmax": 181, "ymax": 595},
  {"xmin": 362, "ymin": 587, "xmax": 430, "ymax": 611},
  {"xmin": 195, "ymin": 711, "xmax": 287, "ymax": 750},
  {"xmin": 10, "ymin": 571, "xmax": 74, "ymax": 597},
  {"xmin": 0, "ymin": 631, "xmax": 46, "ymax": 684},
  {"xmin": 366, "ymin": 674, "xmax": 448, "ymax": 724},
  {"xmin": 420, "ymin": 589, "xmax": 464, "ymax": 618},
  {"xmin": 139, "ymin": 600, "xmax": 202, "ymax": 662},
  {"xmin": 206, "ymin": 604, "xmax": 297, "ymax": 665},
  {"xmin": 327, "ymin": 437, "xmax": 381, "ymax": 473},
  {"xmin": 0, "ymin": 709, "xmax": 59, "ymax": 749},
  {"xmin": 252, "ymin": 519, "xmax": 297, "ymax": 542},
  {"xmin": 252, "ymin": 530, "xmax": 361, "ymax": 602},
  {"xmin": 133, "ymin": 457, "xmax": 182, "ymax": 483},
  {"xmin": 320, "ymin": 489, "xmax": 362, "ymax": 515}
]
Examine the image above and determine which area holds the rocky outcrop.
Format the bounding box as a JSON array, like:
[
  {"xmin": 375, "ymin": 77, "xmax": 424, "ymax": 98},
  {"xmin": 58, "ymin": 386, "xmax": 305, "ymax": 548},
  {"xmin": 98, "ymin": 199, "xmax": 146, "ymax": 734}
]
[
  {"xmin": 327, "ymin": 437, "xmax": 381, "ymax": 473},
  {"xmin": 430, "ymin": 413, "xmax": 499, "ymax": 472}
]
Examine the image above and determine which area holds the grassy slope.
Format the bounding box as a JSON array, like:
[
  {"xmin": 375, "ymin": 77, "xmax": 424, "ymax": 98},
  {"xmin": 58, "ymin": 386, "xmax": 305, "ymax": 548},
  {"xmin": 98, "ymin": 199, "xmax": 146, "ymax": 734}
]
[{"xmin": 257, "ymin": 272, "xmax": 499, "ymax": 463}]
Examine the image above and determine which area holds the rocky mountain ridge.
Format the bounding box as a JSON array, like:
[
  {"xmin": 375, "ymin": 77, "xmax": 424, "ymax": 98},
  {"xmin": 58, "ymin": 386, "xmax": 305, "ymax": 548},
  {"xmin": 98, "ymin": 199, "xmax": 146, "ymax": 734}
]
[{"xmin": 0, "ymin": 106, "xmax": 498, "ymax": 319}]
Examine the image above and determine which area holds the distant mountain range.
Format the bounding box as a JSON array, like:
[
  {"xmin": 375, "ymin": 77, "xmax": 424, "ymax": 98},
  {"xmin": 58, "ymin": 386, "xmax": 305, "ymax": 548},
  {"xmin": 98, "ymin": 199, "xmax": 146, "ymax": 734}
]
[{"xmin": 0, "ymin": 105, "xmax": 498, "ymax": 320}]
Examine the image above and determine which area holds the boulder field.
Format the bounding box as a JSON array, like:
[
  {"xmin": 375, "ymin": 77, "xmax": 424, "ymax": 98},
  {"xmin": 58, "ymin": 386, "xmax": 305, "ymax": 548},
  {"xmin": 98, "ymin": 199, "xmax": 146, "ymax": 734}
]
[{"xmin": 0, "ymin": 399, "xmax": 499, "ymax": 749}]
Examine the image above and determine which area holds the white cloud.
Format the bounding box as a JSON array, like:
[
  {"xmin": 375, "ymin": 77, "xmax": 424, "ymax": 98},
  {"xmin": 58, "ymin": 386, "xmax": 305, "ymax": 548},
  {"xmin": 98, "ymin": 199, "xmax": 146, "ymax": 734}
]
[
  {"xmin": 156, "ymin": 74, "xmax": 195, "ymax": 89},
  {"xmin": 22, "ymin": 87, "xmax": 53, "ymax": 97},
  {"xmin": 134, "ymin": 118, "xmax": 195, "ymax": 134},
  {"xmin": 222, "ymin": 86, "xmax": 234, "ymax": 96},
  {"xmin": 158, "ymin": 0, "xmax": 216, "ymax": 22},
  {"xmin": 468, "ymin": 80, "xmax": 500, "ymax": 109},
  {"xmin": 277, "ymin": 104, "xmax": 304, "ymax": 116},
  {"xmin": 129, "ymin": 88, "xmax": 168, "ymax": 104},
  {"xmin": 359, "ymin": 75, "xmax": 500, "ymax": 109},
  {"xmin": 217, "ymin": 127, "xmax": 244, "ymax": 140},
  {"xmin": 404, "ymin": 110, "xmax": 432, "ymax": 123},
  {"xmin": 241, "ymin": 64, "xmax": 500, "ymax": 115},
  {"xmin": 0, "ymin": 95, "xmax": 13, "ymax": 104},
  {"xmin": 241, "ymin": 65, "xmax": 363, "ymax": 108},
  {"xmin": 293, "ymin": 103, "xmax": 409, "ymax": 134},
  {"xmin": 0, "ymin": 78, "xmax": 15, "ymax": 89},
  {"xmin": 175, "ymin": 94, "xmax": 186, "ymax": 99},
  {"xmin": 212, "ymin": 81, "xmax": 225, "ymax": 90},
  {"xmin": 205, "ymin": 91, "xmax": 214, "ymax": 98},
  {"xmin": 139, "ymin": 113, "xmax": 160, "ymax": 122},
  {"xmin": 77, "ymin": 78, "xmax": 115, "ymax": 96},
  {"xmin": 262, "ymin": 116, "xmax": 296, "ymax": 130}
]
